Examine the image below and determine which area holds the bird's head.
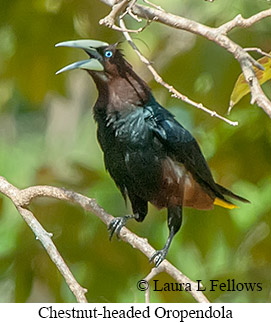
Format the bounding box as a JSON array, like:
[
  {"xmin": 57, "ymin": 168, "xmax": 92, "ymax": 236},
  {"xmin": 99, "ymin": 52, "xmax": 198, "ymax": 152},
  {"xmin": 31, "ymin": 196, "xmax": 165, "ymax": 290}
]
[
  {"xmin": 55, "ymin": 39, "xmax": 130, "ymax": 79},
  {"xmin": 56, "ymin": 39, "xmax": 151, "ymax": 104}
]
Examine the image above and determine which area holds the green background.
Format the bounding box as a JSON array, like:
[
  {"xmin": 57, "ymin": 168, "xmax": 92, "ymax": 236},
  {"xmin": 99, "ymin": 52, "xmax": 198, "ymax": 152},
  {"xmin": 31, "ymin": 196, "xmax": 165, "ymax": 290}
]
[{"xmin": 0, "ymin": 0, "xmax": 270, "ymax": 302}]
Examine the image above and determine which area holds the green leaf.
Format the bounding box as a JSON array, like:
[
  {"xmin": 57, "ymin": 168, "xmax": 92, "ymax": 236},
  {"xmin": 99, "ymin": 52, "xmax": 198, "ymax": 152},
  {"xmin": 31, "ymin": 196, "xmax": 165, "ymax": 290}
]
[{"xmin": 229, "ymin": 53, "xmax": 271, "ymax": 112}]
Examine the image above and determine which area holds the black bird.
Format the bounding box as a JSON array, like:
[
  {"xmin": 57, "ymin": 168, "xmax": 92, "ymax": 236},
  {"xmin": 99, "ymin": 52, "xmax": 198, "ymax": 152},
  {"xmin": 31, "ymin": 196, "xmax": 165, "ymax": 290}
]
[{"xmin": 56, "ymin": 39, "xmax": 249, "ymax": 267}]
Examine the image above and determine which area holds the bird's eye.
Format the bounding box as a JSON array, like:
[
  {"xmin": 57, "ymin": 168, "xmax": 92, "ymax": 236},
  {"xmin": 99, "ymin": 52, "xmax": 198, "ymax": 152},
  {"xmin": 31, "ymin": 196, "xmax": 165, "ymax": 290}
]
[{"xmin": 104, "ymin": 50, "xmax": 113, "ymax": 58}]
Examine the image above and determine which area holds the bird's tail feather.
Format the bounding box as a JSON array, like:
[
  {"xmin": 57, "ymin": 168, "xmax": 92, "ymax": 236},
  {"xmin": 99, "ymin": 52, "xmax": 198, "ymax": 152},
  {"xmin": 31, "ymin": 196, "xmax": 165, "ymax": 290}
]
[
  {"xmin": 216, "ymin": 183, "xmax": 250, "ymax": 204},
  {"xmin": 214, "ymin": 197, "xmax": 238, "ymax": 209},
  {"xmin": 213, "ymin": 183, "xmax": 250, "ymax": 209},
  {"xmin": 214, "ymin": 183, "xmax": 250, "ymax": 209}
]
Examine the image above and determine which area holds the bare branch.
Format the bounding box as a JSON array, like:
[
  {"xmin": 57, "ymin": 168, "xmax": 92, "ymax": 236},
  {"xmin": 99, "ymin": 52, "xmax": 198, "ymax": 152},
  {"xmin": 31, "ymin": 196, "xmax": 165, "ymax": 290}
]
[
  {"xmin": 142, "ymin": 0, "xmax": 165, "ymax": 12},
  {"xmin": 99, "ymin": 0, "xmax": 129, "ymax": 28},
  {"xmin": 0, "ymin": 176, "xmax": 209, "ymax": 303},
  {"xmin": 249, "ymin": 79, "xmax": 271, "ymax": 118},
  {"xmin": 244, "ymin": 47, "xmax": 271, "ymax": 58},
  {"xmin": 143, "ymin": 266, "xmax": 163, "ymax": 303},
  {"xmin": 119, "ymin": 19, "xmax": 238, "ymax": 126},
  {"xmin": 237, "ymin": 55, "xmax": 271, "ymax": 118},
  {"xmin": 120, "ymin": 0, "xmax": 141, "ymax": 22},
  {"xmin": 99, "ymin": 0, "xmax": 271, "ymax": 119},
  {"xmin": 218, "ymin": 10, "xmax": 271, "ymax": 34},
  {"xmin": 99, "ymin": 0, "xmax": 147, "ymax": 33},
  {"xmin": 0, "ymin": 176, "xmax": 88, "ymax": 303}
]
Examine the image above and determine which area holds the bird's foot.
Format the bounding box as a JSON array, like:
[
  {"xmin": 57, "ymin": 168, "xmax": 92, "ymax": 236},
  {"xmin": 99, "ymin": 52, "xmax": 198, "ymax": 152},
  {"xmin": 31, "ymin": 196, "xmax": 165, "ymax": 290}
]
[
  {"xmin": 150, "ymin": 248, "xmax": 168, "ymax": 267},
  {"xmin": 108, "ymin": 215, "xmax": 133, "ymax": 240}
]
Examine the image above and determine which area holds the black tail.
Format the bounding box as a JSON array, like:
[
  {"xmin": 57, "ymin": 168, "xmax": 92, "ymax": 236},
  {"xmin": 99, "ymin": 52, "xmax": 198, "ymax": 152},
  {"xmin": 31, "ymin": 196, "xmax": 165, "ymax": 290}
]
[{"xmin": 216, "ymin": 183, "xmax": 250, "ymax": 204}]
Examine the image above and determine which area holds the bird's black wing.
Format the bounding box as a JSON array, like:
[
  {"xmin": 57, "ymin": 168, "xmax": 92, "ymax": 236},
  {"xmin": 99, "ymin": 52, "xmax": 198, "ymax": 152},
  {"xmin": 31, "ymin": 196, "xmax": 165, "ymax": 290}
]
[
  {"xmin": 147, "ymin": 103, "xmax": 226, "ymax": 200},
  {"xmin": 147, "ymin": 102, "xmax": 249, "ymax": 203}
]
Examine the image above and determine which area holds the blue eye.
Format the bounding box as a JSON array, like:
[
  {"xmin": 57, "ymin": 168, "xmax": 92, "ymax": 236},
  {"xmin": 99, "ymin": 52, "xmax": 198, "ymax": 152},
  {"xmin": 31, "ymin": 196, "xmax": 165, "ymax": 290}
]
[{"xmin": 104, "ymin": 50, "xmax": 113, "ymax": 58}]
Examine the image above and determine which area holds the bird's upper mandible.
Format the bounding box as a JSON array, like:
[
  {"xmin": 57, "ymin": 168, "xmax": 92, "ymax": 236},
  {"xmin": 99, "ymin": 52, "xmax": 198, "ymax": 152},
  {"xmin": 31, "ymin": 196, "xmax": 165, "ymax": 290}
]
[{"xmin": 55, "ymin": 39, "xmax": 123, "ymax": 77}]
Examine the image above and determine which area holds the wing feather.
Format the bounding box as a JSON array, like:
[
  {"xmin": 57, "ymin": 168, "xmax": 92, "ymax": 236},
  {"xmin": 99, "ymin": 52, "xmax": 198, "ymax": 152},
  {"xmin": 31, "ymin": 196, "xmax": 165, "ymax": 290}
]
[{"xmin": 147, "ymin": 103, "xmax": 245, "ymax": 204}]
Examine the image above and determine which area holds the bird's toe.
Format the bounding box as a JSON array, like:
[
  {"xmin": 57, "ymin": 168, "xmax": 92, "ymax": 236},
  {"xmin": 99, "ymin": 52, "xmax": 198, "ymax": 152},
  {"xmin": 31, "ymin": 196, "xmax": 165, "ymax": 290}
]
[
  {"xmin": 150, "ymin": 249, "xmax": 168, "ymax": 267},
  {"xmin": 108, "ymin": 216, "xmax": 128, "ymax": 240}
]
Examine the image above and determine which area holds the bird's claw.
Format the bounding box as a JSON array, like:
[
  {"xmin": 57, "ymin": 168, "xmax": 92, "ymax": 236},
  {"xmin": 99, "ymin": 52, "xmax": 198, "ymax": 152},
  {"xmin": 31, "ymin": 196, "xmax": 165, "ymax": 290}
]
[
  {"xmin": 108, "ymin": 216, "xmax": 130, "ymax": 240},
  {"xmin": 150, "ymin": 249, "xmax": 168, "ymax": 267}
]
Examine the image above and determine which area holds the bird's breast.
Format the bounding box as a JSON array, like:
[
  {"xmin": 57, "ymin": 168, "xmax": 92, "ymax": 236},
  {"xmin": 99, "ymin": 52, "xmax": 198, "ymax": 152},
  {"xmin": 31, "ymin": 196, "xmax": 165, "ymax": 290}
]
[
  {"xmin": 109, "ymin": 107, "xmax": 154, "ymax": 147},
  {"xmin": 95, "ymin": 107, "xmax": 165, "ymax": 199}
]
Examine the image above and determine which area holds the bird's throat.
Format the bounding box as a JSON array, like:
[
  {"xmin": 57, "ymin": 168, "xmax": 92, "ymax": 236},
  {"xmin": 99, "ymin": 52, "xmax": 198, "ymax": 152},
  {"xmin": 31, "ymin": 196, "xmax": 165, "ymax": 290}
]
[{"xmin": 94, "ymin": 72, "xmax": 151, "ymax": 114}]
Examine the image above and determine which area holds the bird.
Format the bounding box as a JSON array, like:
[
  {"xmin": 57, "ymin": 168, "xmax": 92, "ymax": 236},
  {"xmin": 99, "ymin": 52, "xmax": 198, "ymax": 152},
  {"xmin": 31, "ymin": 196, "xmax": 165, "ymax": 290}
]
[{"xmin": 55, "ymin": 39, "xmax": 249, "ymax": 267}]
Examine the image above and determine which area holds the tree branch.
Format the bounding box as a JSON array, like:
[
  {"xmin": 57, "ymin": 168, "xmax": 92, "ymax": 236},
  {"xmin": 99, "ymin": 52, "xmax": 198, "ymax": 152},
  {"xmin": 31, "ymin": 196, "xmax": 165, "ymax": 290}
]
[
  {"xmin": 0, "ymin": 176, "xmax": 209, "ymax": 303},
  {"xmin": 217, "ymin": 10, "xmax": 271, "ymax": 34},
  {"xmin": 0, "ymin": 177, "xmax": 88, "ymax": 303},
  {"xmin": 99, "ymin": 0, "xmax": 129, "ymax": 28},
  {"xmin": 99, "ymin": 0, "xmax": 271, "ymax": 120},
  {"xmin": 119, "ymin": 18, "xmax": 238, "ymax": 126}
]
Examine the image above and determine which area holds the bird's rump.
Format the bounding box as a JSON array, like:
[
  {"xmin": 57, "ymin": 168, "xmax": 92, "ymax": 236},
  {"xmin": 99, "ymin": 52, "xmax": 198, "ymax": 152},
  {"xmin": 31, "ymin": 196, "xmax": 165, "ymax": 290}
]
[{"xmin": 151, "ymin": 156, "xmax": 215, "ymax": 210}]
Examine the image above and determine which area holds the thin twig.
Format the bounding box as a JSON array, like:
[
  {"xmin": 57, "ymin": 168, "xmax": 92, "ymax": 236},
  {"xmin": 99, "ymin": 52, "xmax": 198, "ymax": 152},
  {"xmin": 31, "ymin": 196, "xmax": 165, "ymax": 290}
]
[
  {"xmin": 99, "ymin": 0, "xmax": 271, "ymax": 119},
  {"xmin": 244, "ymin": 47, "xmax": 271, "ymax": 58},
  {"xmin": 143, "ymin": 0, "xmax": 165, "ymax": 12},
  {"xmin": 104, "ymin": 23, "xmax": 145, "ymax": 33},
  {"xmin": 99, "ymin": 0, "xmax": 129, "ymax": 27},
  {"xmin": 119, "ymin": 18, "xmax": 238, "ymax": 126},
  {"xmin": 0, "ymin": 176, "xmax": 88, "ymax": 303},
  {"xmin": 99, "ymin": 0, "xmax": 150, "ymax": 33},
  {"xmin": 218, "ymin": 10, "xmax": 271, "ymax": 34},
  {"xmin": 120, "ymin": 0, "xmax": 141, "ymax": 21},
  {"xmin": 143, "ymin": 266, "xmax": 163, "ymax": 303},
  {"xmin": 0, "ymin": 176, "xmax": 209, "ymax": 303}
]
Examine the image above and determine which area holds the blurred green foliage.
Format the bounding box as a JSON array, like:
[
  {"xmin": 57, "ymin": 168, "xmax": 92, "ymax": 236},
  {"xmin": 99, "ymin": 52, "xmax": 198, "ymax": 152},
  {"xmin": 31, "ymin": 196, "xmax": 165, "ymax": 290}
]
[{"xmin": 0, "ymin": 0, "xmax": 271, "ymax": 303}]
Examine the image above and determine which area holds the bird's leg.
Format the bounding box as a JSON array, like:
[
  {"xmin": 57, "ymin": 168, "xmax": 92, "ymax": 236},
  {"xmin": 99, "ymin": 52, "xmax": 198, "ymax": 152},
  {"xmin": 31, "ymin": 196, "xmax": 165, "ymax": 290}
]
[
  {"xmin": 108, "ymin": 195, "xmax": 148, "ymax": 240},
  {"xmin": 108, "ymin": 214, "xmax": 137, "ymax": 240},
  {"xmin": 150, "ymin": 227, "xmax": 175, "ymax": 267},
  {"xmin": 150, "ymin": 205, "xmax": 183, "ymax": 267}
]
